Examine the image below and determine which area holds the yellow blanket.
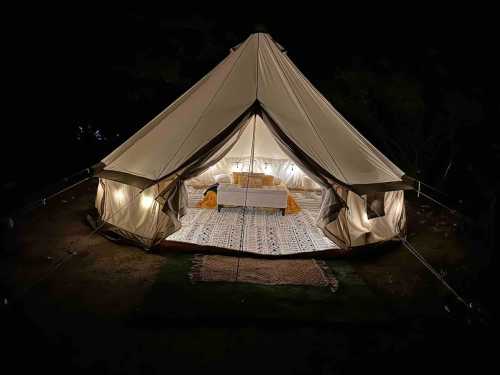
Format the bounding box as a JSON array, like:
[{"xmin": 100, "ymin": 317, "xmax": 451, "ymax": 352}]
[
  {"xmin": 286, "ymin": 194, "xmax": 301, "ymax": 214},
  {"xmin": 197, "ymin": 191, "xmax": 301, "ymax": 214},
  {"xmin": 197, "ymin": 191, "xmax": 218, "ymax": 209}
]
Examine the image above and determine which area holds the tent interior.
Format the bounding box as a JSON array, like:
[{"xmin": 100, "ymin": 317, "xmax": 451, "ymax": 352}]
[
  {"xmin": 169, "ymin": 113, "xmax": 338, "ymax": 256},
  {"xmin": 187, "ymin": 113, "xmax": 321, "ymax": 190}
]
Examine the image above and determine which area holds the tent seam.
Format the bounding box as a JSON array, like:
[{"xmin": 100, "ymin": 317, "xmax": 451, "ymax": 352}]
[
  {"xmin": 257, "ymin": 42, "xmax": 326, "ymax": 169},
  {"xmin": 256, "ymin": 33, "xmax": 260, "ymax": 98},
  {"xmin": 103, "ymin": 54, "xmax": 232, "ymax": 167},
  {"xmin": 284, "ymin": 56, "xmax": 403, "ymax": 178},
  {"xmin": 157, "ymin": 38, "xmax": 254, "ymax": 179},
  {"xmin": 262, "ymin": 36, "xmax": 349, "ymax": 182}
]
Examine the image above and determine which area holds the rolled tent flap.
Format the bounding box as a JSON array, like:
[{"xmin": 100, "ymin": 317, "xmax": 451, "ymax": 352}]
[
  {"xmin": 258, "ymin": 110, "xmax": 348, "ymax": 246},
  {"xmin": 155, "ymin": 110, "xmax": 252, "ymax": 239}
]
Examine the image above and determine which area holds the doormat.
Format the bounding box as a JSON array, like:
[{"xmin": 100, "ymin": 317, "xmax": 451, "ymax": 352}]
[{"xmin": 190, "ymin": 254, "xmax": 338, "ymax": 292}]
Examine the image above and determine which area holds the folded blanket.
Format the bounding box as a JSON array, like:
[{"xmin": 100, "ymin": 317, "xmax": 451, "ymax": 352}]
[
  {"xmin": 197, "ymin": 191, "xmax": 217, "ymax": 209},
  {"xmin": 286, "ymin": 194, "xmax": 301, "ymax": 214}
]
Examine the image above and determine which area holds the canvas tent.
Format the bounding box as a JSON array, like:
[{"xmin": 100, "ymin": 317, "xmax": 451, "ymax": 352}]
[{"xmin": 93, "ymin": 33, "xmax": 412, "ymax": 251}]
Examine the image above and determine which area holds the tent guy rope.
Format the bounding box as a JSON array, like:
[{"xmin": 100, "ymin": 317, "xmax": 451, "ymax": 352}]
[
  {"xmin": 15, "ymin": 187, "xmax": 146, "ymax": 300},
  {"xmin": 12, "ymin": 166, "xmax": 94, "ymax": 218},
  {"xmin": 401, "ymin": 238, "xmax": 467, "ymax": 306},
  {"xmin": 371, "ymin": 199, "xmax": 470, "ymax": 308}
]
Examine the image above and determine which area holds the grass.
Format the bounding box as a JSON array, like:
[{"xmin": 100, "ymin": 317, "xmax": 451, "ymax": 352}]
[{"xmin": 137, "ymin": 253, "xmax": 388, "ymax": 324}]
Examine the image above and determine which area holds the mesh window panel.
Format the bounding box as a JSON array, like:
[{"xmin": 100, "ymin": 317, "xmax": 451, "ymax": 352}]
[{"xmin": 366, "ymin": 192, "xmax": 386, "ymax": 219}]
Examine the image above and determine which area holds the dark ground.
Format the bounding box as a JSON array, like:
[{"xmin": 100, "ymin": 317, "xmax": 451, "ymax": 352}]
[{"xmin": 0, "ymin": 179, "xmax": 494, "ymax": 374}]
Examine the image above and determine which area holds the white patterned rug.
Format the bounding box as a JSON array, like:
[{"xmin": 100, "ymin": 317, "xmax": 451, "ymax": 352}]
[{"xmin": 166, "ymin": 187, "xmax": 338, "ymax": 255}]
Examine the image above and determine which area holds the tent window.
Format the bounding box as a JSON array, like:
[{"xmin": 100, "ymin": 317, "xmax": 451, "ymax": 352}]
[{"xmin": 366, "ymin": 192, "xmax": 385, "ymax": 219}]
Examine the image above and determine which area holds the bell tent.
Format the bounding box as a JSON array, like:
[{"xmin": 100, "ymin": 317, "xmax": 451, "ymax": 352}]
[{"xmin": 93, "ymin": 33, "xmax": 412, "ymax": 253}]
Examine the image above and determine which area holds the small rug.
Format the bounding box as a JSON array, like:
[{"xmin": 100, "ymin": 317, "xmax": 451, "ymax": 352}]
[
  {"xmin": 190, "ymin": 254, "xmax": 338, "ymax": 292},
  {"xmin": 167, "ymin": 188, "xmax": 338, "ymax": 256}
]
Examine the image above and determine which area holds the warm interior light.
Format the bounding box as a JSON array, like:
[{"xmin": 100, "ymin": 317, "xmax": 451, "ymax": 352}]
[
  {"xmin": 141, "ymin": 195, "xmax": 154, "ymax": 209},
  {"xmin": 114, "ymin": 190, "xmax": 125, "ymax": 202},
  {"xmin": 362, "ymin": 210, "xmax": 370, "ymax": 225},
  {"xmin": 231, "ymin": 161, "xmax": 242, "ymax": 172}
]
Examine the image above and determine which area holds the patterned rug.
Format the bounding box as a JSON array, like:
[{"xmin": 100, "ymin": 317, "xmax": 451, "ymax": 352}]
[
  {"xmin": 166, "ymin": 187, "xmax": 338, "ymax": 255},
  {"xmin": 190, "ymin": 254, "xmax": 338, "ymax": 292}
]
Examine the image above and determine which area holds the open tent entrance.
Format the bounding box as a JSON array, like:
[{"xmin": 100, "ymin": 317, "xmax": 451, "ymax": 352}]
[
  {"xmin": 166, "ymin": 112, "xmax": 340, "ymax": 256},
  {"xmin": 187, "ymin": 113, "xmax": 322, "ymax": 190}
]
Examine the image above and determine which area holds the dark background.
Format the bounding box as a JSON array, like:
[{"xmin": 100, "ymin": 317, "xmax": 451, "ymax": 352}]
[
  {"xmin": 1, "ymin": 5, "xmax": 498, "ymax": 372},
  {"xmin": 2, "ymin": 5, "xmax": 498, "ymax": 225}
]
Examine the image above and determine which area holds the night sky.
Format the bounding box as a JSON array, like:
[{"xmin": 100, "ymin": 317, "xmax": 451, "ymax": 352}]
[{"xmin": 3, "ymin": 5, "xmax": 498, "ymax": 213}]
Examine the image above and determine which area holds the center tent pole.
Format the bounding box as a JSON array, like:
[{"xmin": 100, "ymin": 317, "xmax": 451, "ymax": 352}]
[{"xmin": 235, "ymin": 114, "xmax": 257, "ymax": 281}]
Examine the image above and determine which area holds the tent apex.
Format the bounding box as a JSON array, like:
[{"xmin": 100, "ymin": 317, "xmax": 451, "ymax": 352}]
[{"xmin": 249, "ymin": 32, "xmax": 271, "ymax": 39}]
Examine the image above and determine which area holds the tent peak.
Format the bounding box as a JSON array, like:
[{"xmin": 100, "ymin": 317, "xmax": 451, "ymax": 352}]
[
  {"xmin": 247, "ymin": 32, "xmax": 286, "ymax": 52},
  {"xmin": 248, "ymin": 32, "xmax": 270, "ymax": 39}
]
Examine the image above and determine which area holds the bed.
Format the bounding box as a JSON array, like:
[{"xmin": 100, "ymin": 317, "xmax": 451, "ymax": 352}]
[{"xmin": 216, "ymin": 183, "xmax": 288, "ymax": 215}]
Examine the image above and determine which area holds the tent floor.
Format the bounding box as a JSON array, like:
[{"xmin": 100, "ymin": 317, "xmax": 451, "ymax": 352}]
[{"xmin": 165, "ymin": 187, "xmax": 339, "ymax": 256}]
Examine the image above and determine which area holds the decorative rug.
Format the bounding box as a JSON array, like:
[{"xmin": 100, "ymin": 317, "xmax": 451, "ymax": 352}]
[
  {"xmin": 190, "ymin": 254, "xmax": 338, "ymax": 292},
  {"xmin": 166, "ymin": 188, "xmax": 338, "ymax": 255}
]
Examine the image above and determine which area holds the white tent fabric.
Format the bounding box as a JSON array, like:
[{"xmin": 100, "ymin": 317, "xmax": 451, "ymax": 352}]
[
  {"xmin": 94, "ymin": 33, "xmax": 410, "ymax": 250},
  {"xmin": 187, "ymin": 114, "xmax": 319, "ymax": 189},
  {"xmin": 188, "ymin": 156, "xmax": 318, "ymax": 190},
  {"xmin": 98, "ymin": 33, "xmax": 405, "ymax": 190},
  {"xmin": 225, "ymin": 114, "xmax": 288, "ymax": 159}
]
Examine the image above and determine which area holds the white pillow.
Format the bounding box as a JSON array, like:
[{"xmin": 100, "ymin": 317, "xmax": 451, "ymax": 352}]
[{"xmin": 214, "ymin": 173, "xmax": 231, "ymax": 183}]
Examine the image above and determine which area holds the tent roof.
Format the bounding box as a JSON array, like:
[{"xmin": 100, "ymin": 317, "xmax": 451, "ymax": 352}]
[{"xmin": 98, "ymin": 33, "xmax": 407, "ymax": 193}]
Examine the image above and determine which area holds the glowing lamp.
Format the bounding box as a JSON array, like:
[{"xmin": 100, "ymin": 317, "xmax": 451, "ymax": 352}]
[
  {"xmin": 141, "ymin": 195, "xmax": 155, "ymax": 209},
  {"xmin": 362, "ymin": 210, "xmax": 370, "ymax": 225},
  {"xmin": 114, "ymin": 190, "xmax": 125, "ymax": 202}
]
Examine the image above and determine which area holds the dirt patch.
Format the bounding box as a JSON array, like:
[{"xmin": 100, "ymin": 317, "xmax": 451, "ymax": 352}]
[
  {"xmin": 57, "ymin": 245, "xmax": 167, "ymax": 316},
  {"xmin": 1, "ymin": 180, "xmax": 168, "ymax": 318}
]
